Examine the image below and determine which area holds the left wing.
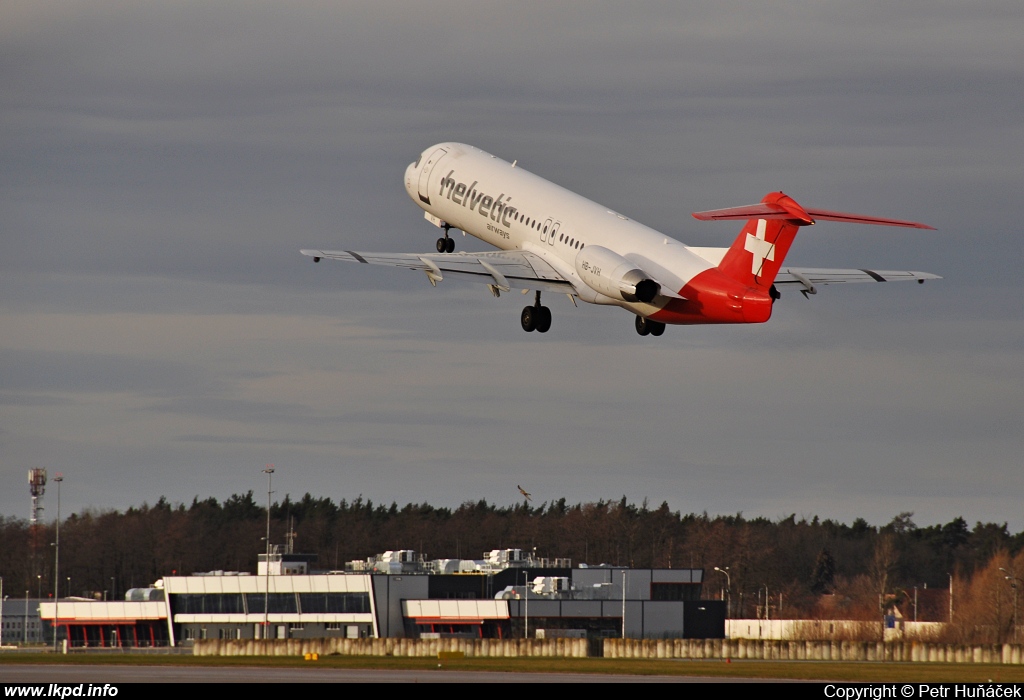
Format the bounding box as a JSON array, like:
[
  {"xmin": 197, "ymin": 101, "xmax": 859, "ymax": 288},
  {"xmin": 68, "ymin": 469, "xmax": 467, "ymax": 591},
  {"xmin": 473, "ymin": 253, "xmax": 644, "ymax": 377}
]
[
  {"xmin": 300, "ymin": 249, "xmax": 575, "ymax": 295},
  {"xmin": 775, "ymin": 267, "xmax": 941, "ymax": 296}
]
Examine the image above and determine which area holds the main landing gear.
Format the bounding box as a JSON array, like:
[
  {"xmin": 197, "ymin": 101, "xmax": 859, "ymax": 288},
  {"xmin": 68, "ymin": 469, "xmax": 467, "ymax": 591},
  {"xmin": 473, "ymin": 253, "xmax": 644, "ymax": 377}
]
[
  {"xmin": 521, "ymin": 291, "xmax": 552, "ymax": 333},
  {"xmin": 635, "ymin": 315, "xmax": 665, "ymax": 337},
  {"xmin": 436, "ymin": 224, "xmax": 455, "ymax": 253}
]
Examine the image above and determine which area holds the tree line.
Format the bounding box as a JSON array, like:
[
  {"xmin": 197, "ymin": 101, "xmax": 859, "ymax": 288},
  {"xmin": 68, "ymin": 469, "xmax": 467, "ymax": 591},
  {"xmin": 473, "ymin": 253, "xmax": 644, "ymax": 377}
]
[{"xmin": 2, "ymin": 494, "xmax": 1023, "ymax": 641}]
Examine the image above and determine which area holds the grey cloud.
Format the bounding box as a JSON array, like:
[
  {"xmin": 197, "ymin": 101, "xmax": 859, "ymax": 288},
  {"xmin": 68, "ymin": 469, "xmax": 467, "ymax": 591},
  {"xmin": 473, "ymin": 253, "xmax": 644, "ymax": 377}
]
[{"xmin": 0, "ymin": 349, "xmax": 224, "ymax": 397}]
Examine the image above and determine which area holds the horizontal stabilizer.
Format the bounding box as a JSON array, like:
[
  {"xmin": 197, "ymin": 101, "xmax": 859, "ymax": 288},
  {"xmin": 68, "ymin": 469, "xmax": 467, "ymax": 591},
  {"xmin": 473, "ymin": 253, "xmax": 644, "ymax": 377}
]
[
  {"xmin": 801, "ymin": 208, "xmax": 936, "ymax": 230},
  {"xmin": 691, "ymin": 201, "xmax": 813, "ymax": 225},
  {"xmin": 692, "ymin": 195, "xmax": 935, "ymax": 230}
]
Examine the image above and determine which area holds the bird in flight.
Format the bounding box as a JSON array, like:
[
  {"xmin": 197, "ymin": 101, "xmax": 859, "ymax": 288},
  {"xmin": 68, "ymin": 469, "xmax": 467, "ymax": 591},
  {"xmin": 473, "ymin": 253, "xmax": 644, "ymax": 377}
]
[{"xmin": 517, "ymin": 485, "xmax": 532, "ymax": 502}]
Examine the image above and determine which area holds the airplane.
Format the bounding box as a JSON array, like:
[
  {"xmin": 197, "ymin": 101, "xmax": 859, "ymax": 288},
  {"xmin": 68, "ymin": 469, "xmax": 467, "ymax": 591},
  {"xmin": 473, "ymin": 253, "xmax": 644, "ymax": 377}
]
[{"xmin": 302, "ymin": 142, "xmax": 938, "ymax": 336}]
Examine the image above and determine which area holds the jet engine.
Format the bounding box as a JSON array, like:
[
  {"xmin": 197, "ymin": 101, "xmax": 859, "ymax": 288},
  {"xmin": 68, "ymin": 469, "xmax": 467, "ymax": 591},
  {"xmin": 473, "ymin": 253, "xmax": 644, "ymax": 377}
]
[{"xmin": 575, "ymin": 245, "xmax": 661, "ymax": 303}]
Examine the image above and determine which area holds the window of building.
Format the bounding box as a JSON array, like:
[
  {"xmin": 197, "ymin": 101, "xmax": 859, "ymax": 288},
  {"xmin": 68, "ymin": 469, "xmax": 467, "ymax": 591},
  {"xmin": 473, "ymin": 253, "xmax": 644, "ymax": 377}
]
[
  {"xmin": 298, "ymin": 593, "xmax": 370, "ymax": 614},
  {"xmin": 650, "ymin": 583, "xmax": 700, "ymax": 601}
]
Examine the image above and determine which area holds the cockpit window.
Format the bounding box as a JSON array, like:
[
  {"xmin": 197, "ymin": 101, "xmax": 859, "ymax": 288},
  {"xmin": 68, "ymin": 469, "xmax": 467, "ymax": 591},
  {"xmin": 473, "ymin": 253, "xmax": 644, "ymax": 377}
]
[{"xmin": 413, "ymin": 155, "xmax": 422, "ymax": 168}]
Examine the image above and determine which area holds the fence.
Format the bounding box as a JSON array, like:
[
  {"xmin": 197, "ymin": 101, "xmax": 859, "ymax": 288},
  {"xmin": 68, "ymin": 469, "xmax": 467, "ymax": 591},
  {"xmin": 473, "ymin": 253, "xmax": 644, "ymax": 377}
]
[
  {"xmin": 193, "ymin": 637, "xmax": 588, "ymax": 657},
  {"xmin": 603, "ymin": 638, "xmax": 1024, "ymax": 663},
  {"xmin": 194, "ymin": 636, "xmax": 1024, "ymax": 663}
]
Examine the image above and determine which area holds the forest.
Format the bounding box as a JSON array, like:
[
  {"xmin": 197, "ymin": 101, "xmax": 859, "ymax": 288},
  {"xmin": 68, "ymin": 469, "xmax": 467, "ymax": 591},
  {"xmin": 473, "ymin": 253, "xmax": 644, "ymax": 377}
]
[{"xmin": 3, "ymin": 494, "xmax": 1023, "ymax": 642}]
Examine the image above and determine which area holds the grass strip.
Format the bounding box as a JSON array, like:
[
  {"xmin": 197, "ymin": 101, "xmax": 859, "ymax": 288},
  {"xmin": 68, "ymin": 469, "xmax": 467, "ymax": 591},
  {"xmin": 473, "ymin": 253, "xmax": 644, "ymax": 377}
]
[{"xmin": 4, "ymin": 653, "xmax": 1024, "ymax": 682}]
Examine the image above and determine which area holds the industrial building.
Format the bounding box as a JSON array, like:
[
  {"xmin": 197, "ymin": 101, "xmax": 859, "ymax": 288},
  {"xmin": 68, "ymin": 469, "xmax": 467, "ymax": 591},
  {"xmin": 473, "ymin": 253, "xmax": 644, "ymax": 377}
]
[
  {"xmin": 39, "ymin": 547, "xmax": 723, "ymax": 648},
  {"xmin": 1, "ymin": 598, "xmax": 47, "ymax": 645}
]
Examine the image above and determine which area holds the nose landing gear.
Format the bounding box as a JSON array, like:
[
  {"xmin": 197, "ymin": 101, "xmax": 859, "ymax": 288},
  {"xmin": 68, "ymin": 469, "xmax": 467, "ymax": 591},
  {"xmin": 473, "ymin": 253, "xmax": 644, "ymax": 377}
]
[{"xmin": 436, "ymin": 224, "xmax": 456, "ymax": 253}]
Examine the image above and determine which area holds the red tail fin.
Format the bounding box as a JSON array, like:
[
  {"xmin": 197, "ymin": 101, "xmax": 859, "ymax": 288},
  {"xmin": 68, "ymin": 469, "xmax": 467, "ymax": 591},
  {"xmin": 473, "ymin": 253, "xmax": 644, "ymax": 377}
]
[
  {"xmin": 692, "ymin": 191, "xmax": 935, "ymax": 290},
  {"xmin": 712, "ymin": 192, "xmax": 810, "ymax": 289}
]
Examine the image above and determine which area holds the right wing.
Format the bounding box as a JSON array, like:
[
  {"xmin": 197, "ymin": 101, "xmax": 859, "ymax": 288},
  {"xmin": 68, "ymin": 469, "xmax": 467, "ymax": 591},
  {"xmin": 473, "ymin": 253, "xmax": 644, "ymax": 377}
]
[
  {"xmin": 300, "ymin": 249, "xmax": 576, "ymax": 295},
  {"xmin": 774, "ymin": 267, "xmax": 941, "ymax": 296},
  {"xmin": 688, "ymin": 248, "xmax": 941, "ymax": 289}
]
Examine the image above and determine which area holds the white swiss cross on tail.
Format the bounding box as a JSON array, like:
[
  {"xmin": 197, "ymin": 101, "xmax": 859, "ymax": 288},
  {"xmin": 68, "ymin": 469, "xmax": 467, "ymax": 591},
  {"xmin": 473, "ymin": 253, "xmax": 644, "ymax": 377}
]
[{"xmin": 743, "ymin": 219, "xmax": 774, "ymax": 276}]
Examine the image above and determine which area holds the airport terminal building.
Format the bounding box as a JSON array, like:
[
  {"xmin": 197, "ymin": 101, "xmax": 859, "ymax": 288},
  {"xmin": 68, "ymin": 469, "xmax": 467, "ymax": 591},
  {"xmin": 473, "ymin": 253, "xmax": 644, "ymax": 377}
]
[{"xmin": 40, "ymin": 548, "xmax": 723, "ymax": 648}]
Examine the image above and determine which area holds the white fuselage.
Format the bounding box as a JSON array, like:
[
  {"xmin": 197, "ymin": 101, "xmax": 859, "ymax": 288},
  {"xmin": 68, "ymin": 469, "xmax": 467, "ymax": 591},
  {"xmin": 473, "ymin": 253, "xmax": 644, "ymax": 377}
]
[{"xmin": 403, "ymin": 143, "xmax": 718, "ymax": 314}]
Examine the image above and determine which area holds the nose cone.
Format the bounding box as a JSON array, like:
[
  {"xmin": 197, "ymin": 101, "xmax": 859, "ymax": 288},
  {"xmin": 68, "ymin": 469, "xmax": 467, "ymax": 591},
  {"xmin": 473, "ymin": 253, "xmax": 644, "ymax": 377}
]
[{"xmin": 404, "ymin": 161, "xmax": 417, "ymax": 201}]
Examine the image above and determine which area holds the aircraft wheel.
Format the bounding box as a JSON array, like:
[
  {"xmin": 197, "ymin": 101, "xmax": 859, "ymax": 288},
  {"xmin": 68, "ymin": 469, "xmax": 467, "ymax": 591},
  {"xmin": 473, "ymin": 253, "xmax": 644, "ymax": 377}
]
[
  {"xmin": 436, "ymin": 237, "xmax": 447, "ymax": 253},
  {"xmin": 650, "ymin": 321, "xmax": 665, "ymax": 336},
  {"xmin": 521, "ymin": 306, "xmax": 537, "ymax": 332},
  {"xmin": 535, "ymin": 306, "xmax": 552, "ymax": 333},
  {"xmin": 445, "ymin": 237, "xmax": 455, "ymax": 253},
  {"xmin": 635, "ymin": 315, "xmax": 651, "ymax": 336}
]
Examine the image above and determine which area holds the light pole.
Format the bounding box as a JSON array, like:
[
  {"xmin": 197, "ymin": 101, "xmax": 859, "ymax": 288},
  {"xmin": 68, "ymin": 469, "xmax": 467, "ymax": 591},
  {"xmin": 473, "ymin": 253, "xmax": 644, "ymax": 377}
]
[
  {"xmin": 948, "ymin": 573, "xmax": 954, "ymax": 624},
  {"xmin": 0, "ymin": 577, "xmax": 4, "ymax": 648},
  {"xmin": 621, "ymin": 569, "xmax": 628, "ymax": 640},
  {"xmin": 52, "ymin": 473, "xmax": 63, "ymax": 652},
  {"xmin": 523, "ymin": 570, "xmax": 529, "ymax": 640},
  {"xmin": 262, "ymin": 465, "xmax": 274, "ymax": 640},
  {"xmin": 714, "ymin": 566, "xmax": 731, "ymax": 618},
  {"xmin": 1001, "ymin": 568, "xmax": 1020, "ymax": 643},
  {"xmin": 25, "ymin": 589, "xmax": 29, "ymax": 644}
]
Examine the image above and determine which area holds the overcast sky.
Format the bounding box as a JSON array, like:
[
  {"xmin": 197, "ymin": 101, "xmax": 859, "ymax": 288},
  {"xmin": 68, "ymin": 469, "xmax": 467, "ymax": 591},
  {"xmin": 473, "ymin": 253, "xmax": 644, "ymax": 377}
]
[{"xmin": 2, "ymin": 1, "xmax": 1022, "ymax": 534}]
